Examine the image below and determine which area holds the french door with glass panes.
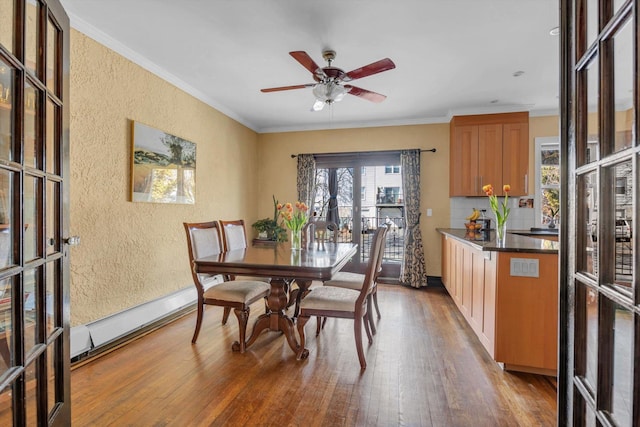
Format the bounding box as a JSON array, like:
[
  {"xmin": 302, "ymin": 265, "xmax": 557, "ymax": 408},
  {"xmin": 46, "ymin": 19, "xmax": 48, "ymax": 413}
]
[
  {"xmin": 313, "ymin": 152, "xmax": 403, "ymax": 278},
  {"xmin": 561, "ymin": 0, "xmax": 639, "ymax": 425},
  {"xmin": 0, "ymin": 0, "xmax": 71, "ymax": 425}
]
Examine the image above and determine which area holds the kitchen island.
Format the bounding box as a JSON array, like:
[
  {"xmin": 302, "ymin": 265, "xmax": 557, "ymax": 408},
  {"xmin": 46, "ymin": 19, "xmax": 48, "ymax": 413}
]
[{"xmin": 438, "ymin": 228, "xmax": 559, "ymax": 376}]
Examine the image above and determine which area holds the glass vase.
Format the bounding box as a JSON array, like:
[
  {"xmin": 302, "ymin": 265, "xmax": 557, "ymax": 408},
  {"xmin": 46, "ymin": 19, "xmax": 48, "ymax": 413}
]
[
  {"xmin": 495, "ymin": 220, "xmax": 507, "ymax": 247},
  {"xmin": 290, "ymin": 229, "xmax": 302, "ymax": 250}
]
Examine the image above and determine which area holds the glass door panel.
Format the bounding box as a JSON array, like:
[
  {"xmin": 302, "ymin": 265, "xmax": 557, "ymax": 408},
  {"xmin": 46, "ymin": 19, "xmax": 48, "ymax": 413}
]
[
  {"xmin": 25, "ymin": 0, "xmax": 40, "ymax": 76},
  {"xmin": 0, "ymin": 60, "xmax": 13, "ymax": 161},
  {"xmin": 0, "ymin": 0, "xmax": 14, "ymax": 54},
  {"xmin": 314, "ymin": 156, "xmax": 404, "ymax": 277},
  {"xmin": 613, "ymin": 18, "xmax": 633, "ymax": 153}
]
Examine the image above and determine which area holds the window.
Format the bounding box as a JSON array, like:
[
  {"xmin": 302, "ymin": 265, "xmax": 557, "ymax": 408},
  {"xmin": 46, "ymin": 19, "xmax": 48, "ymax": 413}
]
[
  {"xmin": 535, "ymin": 137, "xmax": 560, "ymax": 227},
  {"xmin": 384, "ymin": 165, "xmax": 400, "ymax": 174},
  {"xmin": 616, "ymin": 177, "xmax": 627, "ymax": 195},
  {"xmin": 361, "ymin": 186, "xmax": 366, "ymax": 200}
]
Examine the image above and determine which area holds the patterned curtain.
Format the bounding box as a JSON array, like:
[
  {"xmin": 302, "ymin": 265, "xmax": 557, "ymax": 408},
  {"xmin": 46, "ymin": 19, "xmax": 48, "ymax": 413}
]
[
  {"xmin": 296, "ymin": 154, "xmax": 316, "ymax": 208},
  {"xmin": 400, "ymin": 150, "xmax": 428, "ymax": 288}
]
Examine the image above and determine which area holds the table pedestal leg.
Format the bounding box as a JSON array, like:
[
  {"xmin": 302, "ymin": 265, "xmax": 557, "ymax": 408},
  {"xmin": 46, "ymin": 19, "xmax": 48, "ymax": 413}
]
[{"xmin": 244, "ymin": 278, "xmax": 302, "ymax": 355}]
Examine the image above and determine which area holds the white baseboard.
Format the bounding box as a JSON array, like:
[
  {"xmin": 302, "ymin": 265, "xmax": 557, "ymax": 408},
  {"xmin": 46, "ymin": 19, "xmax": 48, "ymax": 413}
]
[{"xmin": 70, "ymin": 277, "xmax": 222, "ymax": 360}]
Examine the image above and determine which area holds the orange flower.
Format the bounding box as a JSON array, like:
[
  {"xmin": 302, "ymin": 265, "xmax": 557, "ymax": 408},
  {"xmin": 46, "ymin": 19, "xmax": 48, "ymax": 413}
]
[
  {"xmin": 276, "ymin": 203, "xmax": 283, "ymax": 210},
  {"xmin": 503, "ymin": 184, "xmax": 511, "ymax": 193},
  {"xmin": 277, "ymin": 200, "xmax": 309, "ymax": 232},
  {"xmin": 482, "ymin": 184, "xmax": 493, "ymax": 194}
]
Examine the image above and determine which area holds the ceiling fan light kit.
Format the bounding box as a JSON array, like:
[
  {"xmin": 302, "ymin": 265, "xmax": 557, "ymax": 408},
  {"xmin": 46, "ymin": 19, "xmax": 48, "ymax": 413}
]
[{"xmin": 261, "ymin": 49, "xmax": 395, "ymax": 112}]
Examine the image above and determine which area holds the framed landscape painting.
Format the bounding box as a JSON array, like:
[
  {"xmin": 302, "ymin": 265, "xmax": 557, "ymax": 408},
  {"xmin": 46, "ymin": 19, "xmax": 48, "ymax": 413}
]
[{"xmin": 131, "ymin": 121, "xmax": 196, "ymax": 204}]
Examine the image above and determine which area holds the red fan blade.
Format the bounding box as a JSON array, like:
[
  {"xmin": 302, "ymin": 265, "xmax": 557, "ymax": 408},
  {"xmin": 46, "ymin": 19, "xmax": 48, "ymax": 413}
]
[
  {"xmin": 289, "ymin": 51, "xmax": 323, "ymax": 76},
  {"xmin": 345, "ymin": 85, "xmax": 387, "ymax": 103},
  {"xmin": 261, "ymin": 84, "xmax": 314, "ymax": 93},
  {"xmin": 344, "ymin": 58, "xmax": 395, "ymax": 81}
]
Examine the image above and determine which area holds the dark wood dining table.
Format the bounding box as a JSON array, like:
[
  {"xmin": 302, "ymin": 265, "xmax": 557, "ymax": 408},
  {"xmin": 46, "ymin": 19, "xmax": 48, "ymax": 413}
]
[{"xmin": 194, "ymin": 241, "xmax": 357, "ymax": 356}]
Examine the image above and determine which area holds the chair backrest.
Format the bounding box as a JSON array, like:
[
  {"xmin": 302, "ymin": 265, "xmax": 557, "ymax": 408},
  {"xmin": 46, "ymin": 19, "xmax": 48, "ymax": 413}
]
[
  {"xmin": 370, "ymin": 226, "xmax": 388, "ymax": 293},
  {"xmin": 302, "ymin": 222, "xmax": 315, "ymax": 248},
  {"xmin": 183, "ymin": 221, "xmax": 224, "ymax": 291},
  {"xmin": 313, "ymin": 220, "xmax": 339, "ymax": 244},
  {"xmin": 219, "ymin": 219, "xmax": 248, "ymax": 251},
  {"xmin": 357, "ymin": 225, "xmax": 388, "ymax": 303}
]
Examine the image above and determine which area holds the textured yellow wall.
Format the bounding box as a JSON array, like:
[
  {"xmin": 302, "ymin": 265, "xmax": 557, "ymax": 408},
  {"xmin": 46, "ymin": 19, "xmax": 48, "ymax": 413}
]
[
  {"xmin": 256, "ymin": 124, "xmax": 451, "ymax": 276},
  {"xmin": 69, "ymin": 30, "xmax": 259, "ymax": 326}
]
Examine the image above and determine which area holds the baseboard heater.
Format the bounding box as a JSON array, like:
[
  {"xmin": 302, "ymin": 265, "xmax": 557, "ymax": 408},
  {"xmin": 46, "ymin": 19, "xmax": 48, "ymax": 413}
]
[{"xmin": 70, "ymin": 276, "xmax": 222, "ymax": 363}]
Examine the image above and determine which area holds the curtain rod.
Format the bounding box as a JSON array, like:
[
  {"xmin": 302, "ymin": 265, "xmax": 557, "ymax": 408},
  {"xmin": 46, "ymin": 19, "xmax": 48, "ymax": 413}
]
[{"xmin": 290, "ymin": 148, "xmax": 436, "ymax": 158}]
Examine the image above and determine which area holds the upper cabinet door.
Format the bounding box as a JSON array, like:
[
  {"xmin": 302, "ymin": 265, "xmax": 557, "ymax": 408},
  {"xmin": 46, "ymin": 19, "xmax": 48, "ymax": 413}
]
[
  {"xmin": 502, "ymin": 122, "xmax": 529, "ymax": 196},
  {"xmin": 449, "ymin": 112, "xmax": 529, "ymax": 197},
  {"xmin": 477, "ymin": 124, "xmax": 503, "ymax": 195},
  {"xmin": 450, "ymin": 124, "xmax": 479, "ymax": 196}
]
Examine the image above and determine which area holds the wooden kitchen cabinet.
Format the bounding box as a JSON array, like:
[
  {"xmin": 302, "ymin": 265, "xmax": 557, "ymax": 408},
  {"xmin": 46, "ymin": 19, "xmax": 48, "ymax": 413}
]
[
  {"xmin": 439, "ymin": 231, "xmax": 557, "ymax": 375},
  {"xmin": 450, "ymin": 112, "xmax": 529, "ymax": 196}
]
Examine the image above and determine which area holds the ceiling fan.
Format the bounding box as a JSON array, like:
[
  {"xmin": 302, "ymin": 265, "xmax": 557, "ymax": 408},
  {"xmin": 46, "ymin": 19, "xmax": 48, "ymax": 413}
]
[{"xmin": 261, "ymin": 50, "xmax": 396, "ymax": 111}]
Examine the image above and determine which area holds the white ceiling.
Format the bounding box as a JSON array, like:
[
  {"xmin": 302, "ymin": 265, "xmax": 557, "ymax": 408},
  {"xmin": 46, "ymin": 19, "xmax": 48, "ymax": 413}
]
[{"xmin": 59, "ymin": 0, "xmax": 560, "ymax": 133}]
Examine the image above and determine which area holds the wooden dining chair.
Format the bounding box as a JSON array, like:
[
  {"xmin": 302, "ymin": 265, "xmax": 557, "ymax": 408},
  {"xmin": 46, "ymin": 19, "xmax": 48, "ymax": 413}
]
[
  {"xmin": 184, "ymin": 221, "xmax": 270, "ymax": 352},
  {"xmin": 320, "ymin": 229, "xmax": 387, "ymax": 334},
  {"xmin": 296, "ymin": 225, "xmax": 388, "ymax": 369},
  {"xmin": 219, "ymin": 219, "xmax": 271, "ymax": 283}
]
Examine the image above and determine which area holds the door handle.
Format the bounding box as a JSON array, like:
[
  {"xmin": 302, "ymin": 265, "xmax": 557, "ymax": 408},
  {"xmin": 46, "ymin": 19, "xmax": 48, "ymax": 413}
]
[{"xmin": 64, "ymin": 236, "xmax": 81, "ymax": 246}]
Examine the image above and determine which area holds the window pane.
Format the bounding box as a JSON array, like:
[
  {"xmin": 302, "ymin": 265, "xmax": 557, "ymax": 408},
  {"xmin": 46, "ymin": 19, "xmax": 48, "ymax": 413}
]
[
  {"xmin": 611, "ymin": 161, "xmax": 632, "ymax": 291},
  {"xmin": 46, "ymin": 17, "xmax": 59, "ymax": 94},
  {"xmin": 24, "ymin": 81, "xmax": 38, "ymax": 168},
  {"xmin": 0, "ymin": 385, "xmax": 13, "ymax": 424},
  {"xmin": 611, "ymin": 303, "xmax": 633, "ymax": 426},
  {"xmin": 47, "ymin": 340, "xmax": 58, "ymax": 416},
  {"xmin": 23, "ymin": 268, "xmax": 37, "ymax": 354},
  {"xmin": 586, "ymin": 59, "xmax": 599, "ymax": 164},
  {"xmin": 541, "ymin": 189, "xmax": 560, "ymax": 226},
  {"xmin": 25, "ymin": 0, "xmax": 39, "ymax": 76},
  {"xmin": 613, "ymin": 19, "xmax": 633, "ymax": 153},
  {"xmin": 0, "ymin": 0, "xmax": 14, "ymax": 54},
  {"xmin": 0, "ymin": 276, "xmax": 12, "ymax": 374},
  {"xmin": 46, "ymin": 180, "xmax": 58, "ymax": 255},
  {"xmin": 580, "ymin": 171, "xmax": 598, "ymax": 277},
  {"xmin": 0, "ymin": 60, "xmax": 13, "ymax": 161},
  {"xmin": 46, "ymin": 98, "xmax": 58, "ymax": 174},
  {"xmin": 45, "ymin": 260, "xmax": 57, "ymax": 337},
  {"xmin": 586, "ymin": 0, "xmax": 598, "ymax": 51},
  {"xmin": 585, "ymin": 286, "xmax": 598, "ymax": 391},
  {"xmin": 0, "ymin": 169, "xmax": 12, "ymax": 266},
  {"xmin": 24, "ymin": 175, "xmax": 37, "ymax": 261},
  {"xmin": 25, "ymin": 360, "xmax": 38, "ymax": 425}
]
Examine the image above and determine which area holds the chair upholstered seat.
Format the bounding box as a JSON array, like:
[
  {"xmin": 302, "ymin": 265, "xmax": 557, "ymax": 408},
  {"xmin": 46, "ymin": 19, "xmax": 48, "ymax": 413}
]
[
  {"xmin": 296, "ymin": 225, "xmax": 388, "ymax": 369},
  {"xmin": 184, "ymin": 220, "xmax": 270, "ymax": 353},
  {"xmin": 204, "ymin": 280, "xmax": 270, "ymax": 303},
  {"xmin": 299, "ymin": 286, "xmax": 362, "ymax": 312},
  {"xmin": 322, "ymin": 272, "xmax": 365, "ymax": 291}
]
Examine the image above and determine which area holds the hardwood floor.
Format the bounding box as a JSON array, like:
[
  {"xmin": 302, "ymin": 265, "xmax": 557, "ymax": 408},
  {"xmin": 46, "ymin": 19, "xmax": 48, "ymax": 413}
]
[{"xmin": 70, "ymin": 285, "xmax": 557, "ymax": 426}]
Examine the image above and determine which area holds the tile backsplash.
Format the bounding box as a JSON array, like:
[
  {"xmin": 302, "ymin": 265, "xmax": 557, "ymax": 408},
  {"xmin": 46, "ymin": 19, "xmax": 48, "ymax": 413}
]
[{"xmin": 450, "ymin": 196, "xmax": 536, "ymax": 231}]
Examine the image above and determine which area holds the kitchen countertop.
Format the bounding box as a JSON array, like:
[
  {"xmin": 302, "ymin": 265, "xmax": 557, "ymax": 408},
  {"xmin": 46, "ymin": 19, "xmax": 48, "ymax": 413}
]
[{"xmin": 437, "ymin": 228, "xmax": 559, "ymax": 254}]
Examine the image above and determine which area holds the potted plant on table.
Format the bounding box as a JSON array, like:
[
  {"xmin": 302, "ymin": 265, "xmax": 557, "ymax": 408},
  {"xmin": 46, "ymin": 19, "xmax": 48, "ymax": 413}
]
[{"xmin": 252, "ymin": 196, "xmax": 287, "ymax": 242}]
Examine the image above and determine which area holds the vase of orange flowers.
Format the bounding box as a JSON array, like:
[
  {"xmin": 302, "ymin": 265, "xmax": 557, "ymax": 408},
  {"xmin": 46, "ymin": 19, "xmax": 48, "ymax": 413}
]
[
  {"xmin": 482, "ymin": 184, "xmax": 511, "ymax": 246},
  {"xmin": 277, "ymin": 201, "xmax": 309, "ymax": 250}
]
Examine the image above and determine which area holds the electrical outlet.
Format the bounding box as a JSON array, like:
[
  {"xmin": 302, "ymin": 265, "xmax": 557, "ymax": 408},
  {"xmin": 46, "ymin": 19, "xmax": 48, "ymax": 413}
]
[{"xmin": 510, "ymin": 258, "xmax": 539, "ymax": 278}]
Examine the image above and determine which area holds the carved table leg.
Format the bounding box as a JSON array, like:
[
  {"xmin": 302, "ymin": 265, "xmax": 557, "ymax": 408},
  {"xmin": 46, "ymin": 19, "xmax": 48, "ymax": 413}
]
[{"xmin": 243, "ymin": 278, "xmax": 303, "ymax": 354}]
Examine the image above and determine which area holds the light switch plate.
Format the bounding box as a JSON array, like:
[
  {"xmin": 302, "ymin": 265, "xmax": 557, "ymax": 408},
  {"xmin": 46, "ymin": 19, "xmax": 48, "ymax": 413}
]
[{"xmin": 510, "ymin": 258, "xmax": 539, "ymax": 277}]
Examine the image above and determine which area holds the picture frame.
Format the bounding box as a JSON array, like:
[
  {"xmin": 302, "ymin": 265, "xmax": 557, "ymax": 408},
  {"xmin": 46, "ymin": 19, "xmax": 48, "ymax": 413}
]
[{"xmin": 131, "ymin": 121, "xmax": 196, "ymax": 204}]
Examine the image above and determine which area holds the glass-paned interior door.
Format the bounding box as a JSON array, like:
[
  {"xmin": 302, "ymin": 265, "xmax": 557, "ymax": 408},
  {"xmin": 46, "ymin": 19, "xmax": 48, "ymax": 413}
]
[
  {"xmin": 0, "ymin": 0, "xmax": 70, "ymax": 425},
  {"xmin": 563, "ymin": 0, "xmax": 638, "ymax": 425}
]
